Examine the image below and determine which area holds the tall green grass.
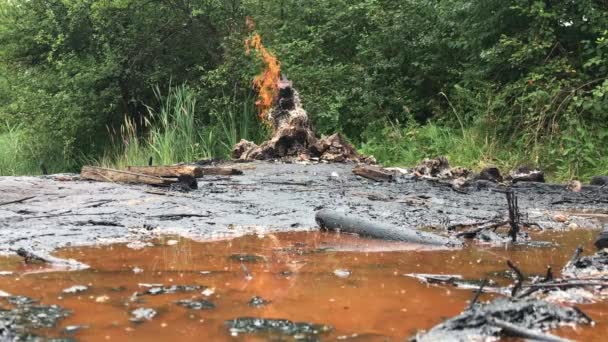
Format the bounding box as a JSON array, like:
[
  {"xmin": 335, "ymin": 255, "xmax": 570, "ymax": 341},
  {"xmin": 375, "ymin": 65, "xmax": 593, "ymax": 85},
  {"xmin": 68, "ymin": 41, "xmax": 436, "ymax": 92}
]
[
  {"xmin": 97, "ymin": 84, "xmax": 268, "ymax": 169},
  {"xmin": 361, "ymin": 121, "xmax": 528, "ymax": 173},
  {"xmin": 0, "ymin": 122, "xmax": 39, "ymax": 175}
]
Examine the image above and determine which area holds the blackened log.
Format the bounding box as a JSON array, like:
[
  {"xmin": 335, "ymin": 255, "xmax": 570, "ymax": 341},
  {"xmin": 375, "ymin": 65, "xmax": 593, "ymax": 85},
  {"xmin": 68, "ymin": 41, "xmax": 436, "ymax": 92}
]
[
  {"xmin": 491, "ymin": 318, "xmax": 572, "ymax": 342},
  {"xmin": 315, "ymin": 209, "xmax": 461, "ymax": 247}
]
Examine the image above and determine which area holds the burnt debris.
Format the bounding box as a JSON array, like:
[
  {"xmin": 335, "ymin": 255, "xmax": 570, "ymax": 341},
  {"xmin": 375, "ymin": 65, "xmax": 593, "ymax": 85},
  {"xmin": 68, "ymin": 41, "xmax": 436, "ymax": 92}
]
[
  {"xmin": 1, "ymin": 296, "xmax": 70, "ymax": 340},
  {"xmin": 414, "ymin": 297, "xmax": 591, "ymax": 342},
  {"xmin": 232, "ymin": 78, "xmax": 374, "ymax": 163},
  {"xmin": 226, "ymin": 317, "xmax": 332, "ymax": 339}
]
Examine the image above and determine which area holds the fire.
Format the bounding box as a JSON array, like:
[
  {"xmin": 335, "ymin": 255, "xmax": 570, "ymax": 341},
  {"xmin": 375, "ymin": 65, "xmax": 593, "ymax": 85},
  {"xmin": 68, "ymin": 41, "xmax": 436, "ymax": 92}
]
[{"xmin": 245, "ymin": 25, "xmax": 281, "ymax": 121}]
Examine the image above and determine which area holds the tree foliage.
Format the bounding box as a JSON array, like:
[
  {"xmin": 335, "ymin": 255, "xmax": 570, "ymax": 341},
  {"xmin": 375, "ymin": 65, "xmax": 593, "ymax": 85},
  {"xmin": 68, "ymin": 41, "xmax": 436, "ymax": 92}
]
[{"xmin": 0, "ymin": 0, "xmax": 606, "ymax": 178}]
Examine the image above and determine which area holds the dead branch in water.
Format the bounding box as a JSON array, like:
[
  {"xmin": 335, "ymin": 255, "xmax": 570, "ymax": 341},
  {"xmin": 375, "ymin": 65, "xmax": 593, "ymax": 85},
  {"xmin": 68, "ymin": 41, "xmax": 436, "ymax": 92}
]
[
  {"xmin": 507, "ymin": 260, "xmax": 524, "ymax": 297},
  {"xmin": 468, "ymin": 278, "xmax": 488, "ymax": 310},
  {"xmin": 490, "ymin": 318, "xmax": 572, "ymax": 342}
]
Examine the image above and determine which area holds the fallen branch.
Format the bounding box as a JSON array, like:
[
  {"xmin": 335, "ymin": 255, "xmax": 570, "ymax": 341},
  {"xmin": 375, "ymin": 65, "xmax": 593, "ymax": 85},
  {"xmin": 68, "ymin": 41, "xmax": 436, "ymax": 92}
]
[
  {"xmin": 491, "ymin": 318, "xmax": 572, "ymax": 342},
  {"xmin": 148, "ymin": 213, "xmax": 211, "ymax": 220},
  {"xmin": 0, "ymin": 196, "xmax": 35, "ymax": 207},
  {"xmin": 507, "ymin": 260, "xmax": 524, "ymax": 297},
  {"xmin": 522, "ymin": 281, "xmax": 608, "ymax": 289},
  {"xmin": 81, "ymin": 166, "xmax": 176, "ymax": 186},
  {"xmin": 468, "ymin": 278, "xmax": 488, "ymax": 310}
]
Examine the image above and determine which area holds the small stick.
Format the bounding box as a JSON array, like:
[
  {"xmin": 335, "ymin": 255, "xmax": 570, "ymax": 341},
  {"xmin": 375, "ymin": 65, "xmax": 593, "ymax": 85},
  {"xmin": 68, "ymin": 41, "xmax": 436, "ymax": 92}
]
[
  {"xmin": 565, "ymin": 246, "xmax": 583, "ymax": 269},
  {"xmin": 468, "ymin": 278, "xmax": 488, "ymax": 310},
  {"xmin": 0, "ymin": 196, "xmax": 36, "ymax": 207},
  {"xmin": 543, "ymin": 266, "xmax": 554, "ymax": 282},
  {"xmin": 506, "ymin": 190, "xmax": 520, "ymax": 242},
  {"xmin": 240, "ymin": 263, "xmax": 252, "ymax": 281},
  {"xmin": 507, "ymin": 260, "xmax": 524, "ymax": 297}
]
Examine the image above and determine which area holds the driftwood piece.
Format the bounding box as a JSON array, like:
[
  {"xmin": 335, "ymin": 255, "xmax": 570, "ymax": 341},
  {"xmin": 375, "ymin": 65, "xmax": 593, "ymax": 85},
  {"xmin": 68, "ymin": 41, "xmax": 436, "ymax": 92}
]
[
  {"xmin": 127, "ymin": 165, "xmax": 243, "ymax": 178},
  {"xmin": 80, "ymin": 166, "xmax": 176, "ymax": 186},
  {"xmin": 315, "ymin": 209, "xmax": 461, "ymax": 247},
  {"xmin": 127, "ymin": 165, "xmax": 204, "ymax": 177},
  {"xmin": 352, "ymin": 165, "xmax": 394, "ymax": 182}
]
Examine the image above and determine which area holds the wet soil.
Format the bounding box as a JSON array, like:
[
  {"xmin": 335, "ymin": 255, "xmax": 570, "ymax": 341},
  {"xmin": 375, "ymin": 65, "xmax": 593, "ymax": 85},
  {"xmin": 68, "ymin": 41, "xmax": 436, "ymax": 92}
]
[
  {"xmin": 0, "ymin": 230, "xmax": 606, "ymax": 341},
  {"xmin": 1, "ymin": 162, "xmax": 607, "ymax": 257}
]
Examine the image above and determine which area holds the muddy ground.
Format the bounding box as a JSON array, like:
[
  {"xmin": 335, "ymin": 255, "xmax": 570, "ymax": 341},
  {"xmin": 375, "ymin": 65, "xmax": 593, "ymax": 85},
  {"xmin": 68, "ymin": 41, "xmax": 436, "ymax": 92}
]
[{"xmin": 1, "ymin": 161, "xmax": 606, "ymax": 258}]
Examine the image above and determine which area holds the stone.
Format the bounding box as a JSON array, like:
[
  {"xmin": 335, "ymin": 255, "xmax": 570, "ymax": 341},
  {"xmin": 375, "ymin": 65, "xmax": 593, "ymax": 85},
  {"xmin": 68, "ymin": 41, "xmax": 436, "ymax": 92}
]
[
  {"xmin": 130, "ymin": 308, "xmax": 156, "ymax": 323},
  {"xmin": 175, "ymin": 299, "xmax": 215, "ymax": 310}
]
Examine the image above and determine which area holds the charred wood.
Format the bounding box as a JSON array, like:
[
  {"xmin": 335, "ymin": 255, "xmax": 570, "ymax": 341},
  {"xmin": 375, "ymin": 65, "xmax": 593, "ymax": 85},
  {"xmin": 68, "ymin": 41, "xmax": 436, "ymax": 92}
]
[{"xmin": 316, "ymin": 209, "xmax": 461, "ymax": 247}]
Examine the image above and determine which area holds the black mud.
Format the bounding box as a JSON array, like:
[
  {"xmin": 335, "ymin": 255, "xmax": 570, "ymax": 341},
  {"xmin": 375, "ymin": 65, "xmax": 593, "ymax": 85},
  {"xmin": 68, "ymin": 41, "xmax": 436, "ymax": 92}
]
[{"xmin": 0, "ymin": 162, "xmax": 607, "ymax": 259}]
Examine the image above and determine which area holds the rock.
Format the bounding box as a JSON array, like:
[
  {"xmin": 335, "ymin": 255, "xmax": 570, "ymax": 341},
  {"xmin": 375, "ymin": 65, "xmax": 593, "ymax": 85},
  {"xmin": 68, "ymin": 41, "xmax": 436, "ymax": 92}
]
[
  {"xmin": 591, "ymin": 176, "xmax": 608, "ymax": 186},
  {"xmin": 169, "ymin": 175, "xmax": 198, "ymax": 192},
  {"xmin": 248, "ymin": 296, "xmax": 271, "ymax": 308},
  {"xmin": 139, "ymin": 285, "xmax": 202, "ymax": 296},
  {"xmin": 563, "ymin": 248, "xmax": 608, "ymax": 278},
  {"xmin": 226, "ymin": 317, "xmax": 332, "ymax": 338},
  {"xmin": 64, "ymin": 325, "xmax": 87, "ymax": 334},
  {"xmin": 62, "ymin": 285, "xmax": 88, "ymax": 294},
  {"xmin": 567, "ymin": 180, "xmax": 582, "ymax": 192},
  {"xmin": 333, "ymin": 269, "xmax": 351, "ymax": 278},
  {"xmin": 201, "ymin": 288, "xmax": 215, "ymax": 297},
  {"xmin": 595, "ymin": 229, "xmax": 608, "ymax": 250},
  {"xmin": 553, "ymin": 214, "xmax": 568, "ymax": 223},
  {"xmin": 476, "ymin": 166, "xmax": 503, "ymax": 183},
  {"xmin": 130, "ymin": 308, "xmax": 156, "ymax": 323},
  {"xmin": 413, "ymin": 156, "xmax": 451, "ymax": 178},
  {"xmin": 1, "ymin": 295, "xmax": 71, "ymax": 338},
  {"xmin": 175, "ymin": 299, "xmax": 215, "ymax": 310},
  {"xmin": 509, "ymin": 166, "xmax": 545, "ymax": 183},
  {"xmin": 95, "ymin": 295, "xmax": 109, "ymax": 303}
]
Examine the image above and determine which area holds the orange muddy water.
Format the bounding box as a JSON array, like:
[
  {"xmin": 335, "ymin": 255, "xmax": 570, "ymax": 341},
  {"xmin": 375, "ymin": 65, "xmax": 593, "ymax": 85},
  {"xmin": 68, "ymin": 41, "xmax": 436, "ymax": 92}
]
[{"xmin": 0, "ymin": 229, "xmax": 606, "ymax": 341}]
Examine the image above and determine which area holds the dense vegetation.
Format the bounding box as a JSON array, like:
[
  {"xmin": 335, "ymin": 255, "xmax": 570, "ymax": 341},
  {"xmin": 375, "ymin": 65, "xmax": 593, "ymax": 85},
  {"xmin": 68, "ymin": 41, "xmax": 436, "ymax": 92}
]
[{"xmin": 1, "ymin": 0, "xmax": 607, "ymax": 180}]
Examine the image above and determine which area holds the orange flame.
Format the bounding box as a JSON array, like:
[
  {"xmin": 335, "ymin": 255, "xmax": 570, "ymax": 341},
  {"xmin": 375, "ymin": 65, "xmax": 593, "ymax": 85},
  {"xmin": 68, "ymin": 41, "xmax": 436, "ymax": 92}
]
[{"xmin": 245, "ymin": 28, "xmax": 281, "ymax": 121}]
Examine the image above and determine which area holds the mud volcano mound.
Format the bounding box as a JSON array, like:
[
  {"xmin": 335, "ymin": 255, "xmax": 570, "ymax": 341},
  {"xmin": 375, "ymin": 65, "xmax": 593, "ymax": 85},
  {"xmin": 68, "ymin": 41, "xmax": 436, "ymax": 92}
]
[{"xmin": 232, "ymin": 77, "xmax": 374, "ymax": 163}]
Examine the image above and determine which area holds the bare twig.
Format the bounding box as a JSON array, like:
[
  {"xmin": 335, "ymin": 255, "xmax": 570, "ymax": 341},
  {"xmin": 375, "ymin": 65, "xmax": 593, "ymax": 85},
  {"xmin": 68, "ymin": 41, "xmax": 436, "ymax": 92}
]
[
  {"xmin": 506, "ymin": 191, "xmax": 520, "ymax": 242},
  {"xmin": 507, "ymin": 260, "xmax": 524, "ymax": 297},
  {"xmin": 0, "ymin": 196, "xmax": 35, "ymax": 207},
  {"xmin": 468, "ymin": 278, "xmax": 488, "ymax": 310}
]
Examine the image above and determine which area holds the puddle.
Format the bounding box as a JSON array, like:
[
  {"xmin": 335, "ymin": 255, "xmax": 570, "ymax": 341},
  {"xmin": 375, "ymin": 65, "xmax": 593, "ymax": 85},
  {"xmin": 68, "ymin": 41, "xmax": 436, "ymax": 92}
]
[{"xmin": 0, "ymin": 229, "xmax": 606, "ymax": 341}]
